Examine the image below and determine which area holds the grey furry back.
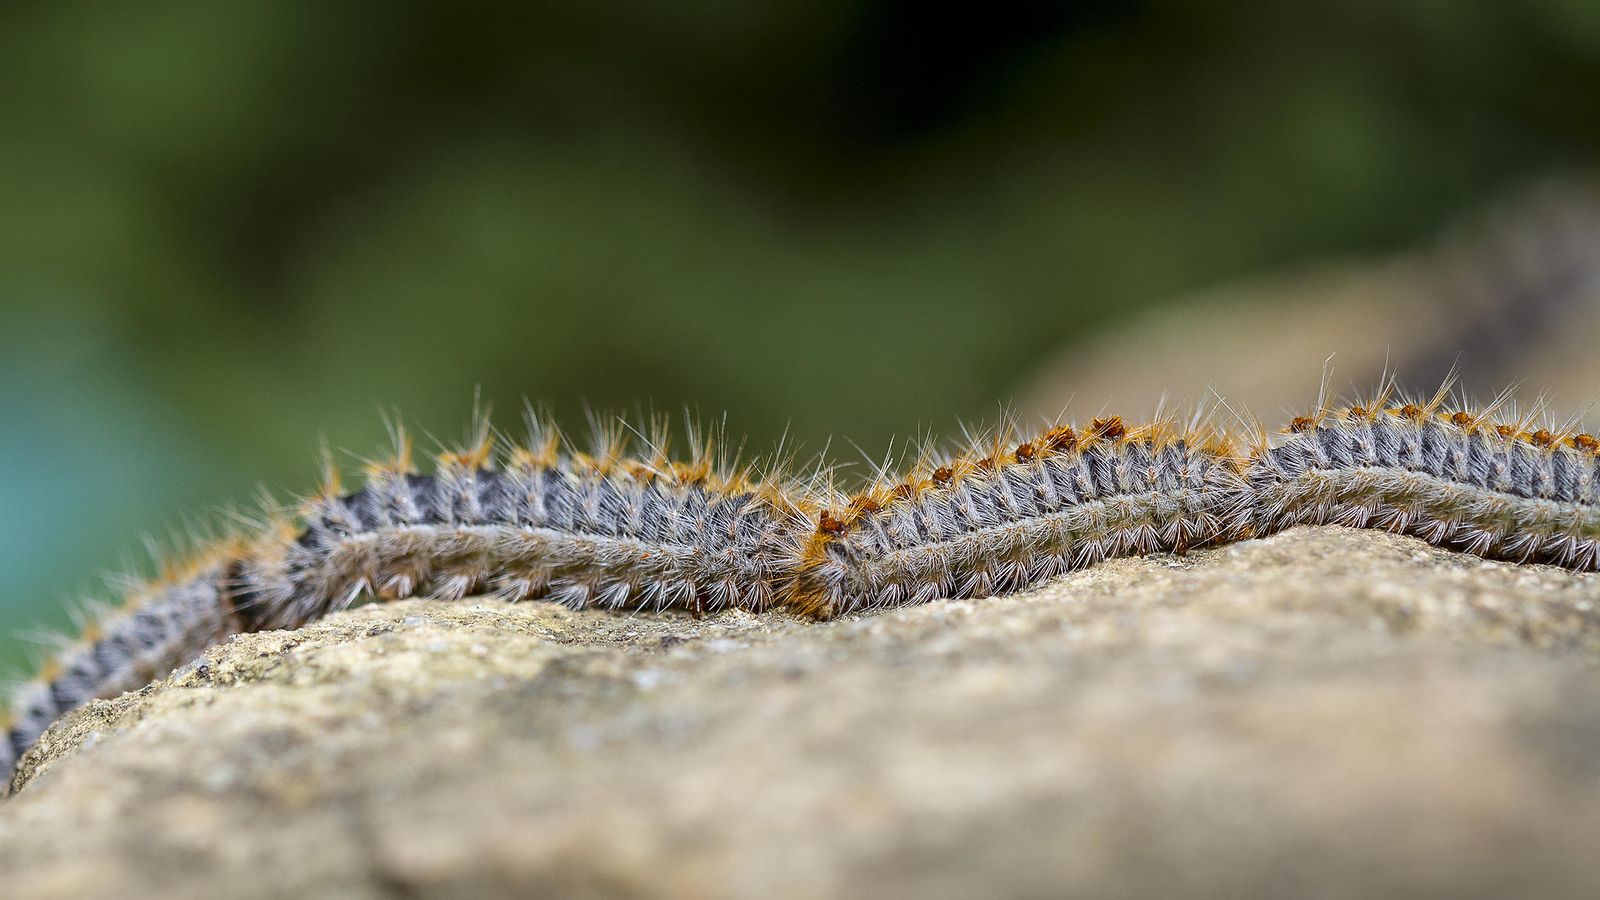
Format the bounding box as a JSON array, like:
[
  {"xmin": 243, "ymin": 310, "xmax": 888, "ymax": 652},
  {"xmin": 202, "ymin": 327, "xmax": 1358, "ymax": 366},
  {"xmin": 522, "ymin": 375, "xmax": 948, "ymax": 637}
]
[
  {"xmin": 1249, "ymin": 416, "xmax": 1600, "ymax": 569},
  {"xmin": 236, "ymin": 463, "xmax": 808, "ymax": 631},
  {"xmin": 4, "ymin": 563, "xmax": 237, "ymax": 787},
  {"xmin": 790, "ymin": 438, "xmax": 1248, "ymax": 616}
]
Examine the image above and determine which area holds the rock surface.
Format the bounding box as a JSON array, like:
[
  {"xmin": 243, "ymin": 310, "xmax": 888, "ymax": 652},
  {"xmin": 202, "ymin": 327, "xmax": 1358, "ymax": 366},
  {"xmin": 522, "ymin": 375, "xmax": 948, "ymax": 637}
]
[{"xmin": 3, "ymin": 526, "xmax": 1600, "ymax": 899}]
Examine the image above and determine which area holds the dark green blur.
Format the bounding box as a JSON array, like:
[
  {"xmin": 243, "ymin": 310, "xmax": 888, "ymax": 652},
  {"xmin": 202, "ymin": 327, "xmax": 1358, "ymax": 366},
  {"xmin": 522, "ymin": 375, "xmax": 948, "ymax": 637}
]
[{"xmin": 3, "ymin": 1, "xmax": 1599, "ymax": 673}]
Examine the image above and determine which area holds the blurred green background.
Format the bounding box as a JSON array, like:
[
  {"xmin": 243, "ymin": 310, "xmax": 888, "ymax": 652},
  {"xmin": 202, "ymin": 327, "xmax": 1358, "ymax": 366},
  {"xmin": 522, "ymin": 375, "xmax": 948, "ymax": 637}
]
[{"xmin": 4, "ymin": 1, "xmax": 1600, "ymax": 676}]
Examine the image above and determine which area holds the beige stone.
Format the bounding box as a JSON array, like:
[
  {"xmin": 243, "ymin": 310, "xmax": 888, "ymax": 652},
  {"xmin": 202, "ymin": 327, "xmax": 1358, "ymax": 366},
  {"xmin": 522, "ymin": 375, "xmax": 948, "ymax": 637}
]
[{"xmin": 3, "ymin": 526, "xmax": 1600, "ymax": 899}]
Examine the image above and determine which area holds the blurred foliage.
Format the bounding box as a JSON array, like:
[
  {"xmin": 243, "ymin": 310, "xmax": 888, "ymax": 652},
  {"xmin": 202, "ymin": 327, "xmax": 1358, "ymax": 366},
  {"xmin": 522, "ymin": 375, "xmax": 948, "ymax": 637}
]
[{"xmin": 4, "ymin": 0, "xmax": 1600, "ymax": 672}]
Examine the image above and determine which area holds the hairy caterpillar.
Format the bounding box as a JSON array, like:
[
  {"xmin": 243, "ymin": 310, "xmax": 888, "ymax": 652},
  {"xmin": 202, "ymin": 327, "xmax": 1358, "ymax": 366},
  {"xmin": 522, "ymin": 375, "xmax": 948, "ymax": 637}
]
[
  {"xmin": 1247, "ymin": 383, "xmax": 1600, "ymax": 570},
  {"xmin": 6, "ymin": 389, "xmax": 1600, "ymax": 786},
  {"xmin": 787, "ymin": 415, "xmax": 1248, "ymax": 617},
  {"xmin": 2, "ymin": 412, "xmax": 810, "ymax": 784}
]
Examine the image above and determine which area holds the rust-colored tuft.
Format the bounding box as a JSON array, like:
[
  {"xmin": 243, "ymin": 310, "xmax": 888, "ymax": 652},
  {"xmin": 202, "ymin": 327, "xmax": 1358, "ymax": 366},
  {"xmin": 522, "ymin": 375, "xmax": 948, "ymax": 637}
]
[
  {"xmin": 1497, "ymin": 425, "xmax": 1517, "ymax": 439},
  {"xmin": 1043, "ymin": 426, "xmax": 1077, "ymax": 451},
  {"xmin": 817, "ymin": 510, "xmax": 847, "ymax": 535},
  {"xmin": 439, "ymin": 436, "xmax": 496, "ymax": 472},
  {"xmin": 975, "ymin": 456, "xmax": 996, "ymax": 472},
  {"xmin": 1531, "ymin": 429, "xmax": 1557, "ymax": 448},
  {"xmin": 847, "ymin": 494, "xmax": 882, "ymax": 518},
  {"xmin": 670, "ymin": 460, "xmax": 711, "ymax": 485},
  {"xmin": 1014, "ymin": 441, "xmax": 1036, "ymax": 462},
  {"xmin": 932, "ymin": 466, "xmax": 954, "ymax": 485},
  {"xmin": 1575, "ymin": 434, "xmax": 1600, "ymax": 452},
  {"xmin": 1090, "ymin": 416, "xmax": 1126, "ymax": 440},
  {"xmin": 1348, "ymin": 405, "xmax": 1368, "ymax": 420},
  {"xmin": 1289, "ymin": 416, "xmax": 1316, "ymax": 434},
  {"xmin": 893, "ymin": 483, "xmax": 917, "ymax": 501},
  {"xmin": 37, "ymin": 658, "xmax": 63, "ymax": 683},
  {"xmin": 1398, "ymin": 403, "xmax": 1425, "ymax": 421},
  {"xmin": 1450, "ymin": 411, "xmax": 1476, "ymax": 428}
]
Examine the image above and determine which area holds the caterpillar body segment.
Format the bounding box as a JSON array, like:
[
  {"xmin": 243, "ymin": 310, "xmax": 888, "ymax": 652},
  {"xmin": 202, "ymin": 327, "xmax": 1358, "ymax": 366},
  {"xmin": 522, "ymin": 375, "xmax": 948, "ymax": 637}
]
[{"xmin": 785, "ymin": 416, "xmax": 1251, "ymax": 617}]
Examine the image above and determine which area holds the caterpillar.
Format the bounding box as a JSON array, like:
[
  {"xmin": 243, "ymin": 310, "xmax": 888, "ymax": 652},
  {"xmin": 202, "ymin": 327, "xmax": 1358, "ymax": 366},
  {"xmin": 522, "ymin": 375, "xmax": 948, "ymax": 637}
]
[
  {"xmin": 6, "ymin": 388, "xmax": 1600, "ymax": 786},
  {"xmin": 1249, "ymin": 383, "xmax": 1600, "ymax": 570},
  {"xmin": 786, "ymin": 415, "xmax": 1248, "ymax": 617}
]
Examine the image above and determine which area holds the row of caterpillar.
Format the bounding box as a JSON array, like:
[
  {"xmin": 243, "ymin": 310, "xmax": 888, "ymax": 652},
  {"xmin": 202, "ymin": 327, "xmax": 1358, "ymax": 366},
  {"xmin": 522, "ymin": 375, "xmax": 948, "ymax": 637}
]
[{"xmin": 8, "ymin": 383, "xmax": 1600, "ymax": 784}]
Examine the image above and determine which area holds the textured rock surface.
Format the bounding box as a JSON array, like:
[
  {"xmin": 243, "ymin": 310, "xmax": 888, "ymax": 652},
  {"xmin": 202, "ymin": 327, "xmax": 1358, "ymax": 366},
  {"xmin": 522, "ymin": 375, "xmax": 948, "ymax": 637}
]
[{"xmin": 4, "ymin": 526, "xmax": 1600, "ymax": 899}]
